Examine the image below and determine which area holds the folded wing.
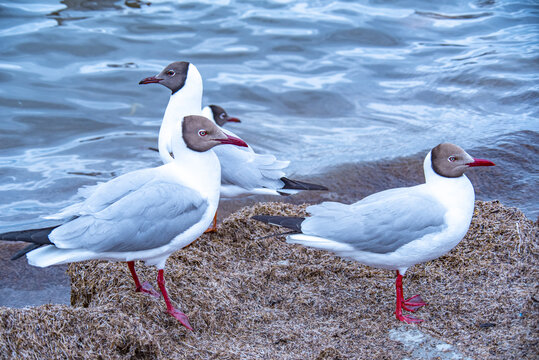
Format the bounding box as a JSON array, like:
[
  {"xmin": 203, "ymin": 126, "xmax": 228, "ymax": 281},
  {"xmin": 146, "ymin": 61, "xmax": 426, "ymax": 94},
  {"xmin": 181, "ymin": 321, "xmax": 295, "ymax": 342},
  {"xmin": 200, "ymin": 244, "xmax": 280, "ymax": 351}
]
[
  {"xmin": 214, "ymin": 145, "xmax": 289, "ymax": 191},
  {"xmin": 301, "ymin": 187, "xmax": 447, "ymax": 254},
  {"xmin": 49, "ymin": 180, "xmax": 208, "ymax": 253},
  {"xmin": 45, "ymin": 167, "xmax": 159, "ymax": 220}
]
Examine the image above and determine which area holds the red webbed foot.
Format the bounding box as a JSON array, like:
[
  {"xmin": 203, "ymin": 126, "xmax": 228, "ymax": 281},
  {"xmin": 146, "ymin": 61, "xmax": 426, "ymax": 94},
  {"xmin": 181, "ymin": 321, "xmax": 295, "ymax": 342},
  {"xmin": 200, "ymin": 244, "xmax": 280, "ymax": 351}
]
[
  {"xmin": 136, "ymin": 281, "xmax": 161, "ymax": 298},
  {"xmin": 167, "ymin": 308, "xmax": 193, "ymax": 330},
  {"xmin": 403, "ymin": 294, "xmax": 427, "ymax": 312},
  {"xmin": 396, "ymin": 313, "xmax": 424, "ymax": 324}
]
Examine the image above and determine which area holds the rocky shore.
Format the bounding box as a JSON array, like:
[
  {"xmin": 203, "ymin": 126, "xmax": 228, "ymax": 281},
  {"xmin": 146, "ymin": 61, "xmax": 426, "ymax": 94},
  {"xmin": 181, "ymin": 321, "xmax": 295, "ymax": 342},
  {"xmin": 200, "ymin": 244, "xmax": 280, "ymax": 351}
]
[{"xmin": 0, "ymin": 200, "xmax": 537, "ymax": 359}]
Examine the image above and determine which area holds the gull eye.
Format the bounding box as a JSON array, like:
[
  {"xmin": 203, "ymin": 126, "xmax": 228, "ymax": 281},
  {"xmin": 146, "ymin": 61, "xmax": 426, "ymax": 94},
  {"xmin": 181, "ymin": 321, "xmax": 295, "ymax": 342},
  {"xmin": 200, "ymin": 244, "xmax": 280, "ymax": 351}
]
[
  {"xmin": 166, "ymin": 69, "xmax": 175, "ymax": 76},
  {"xmin": 198, "ymin": 129, "xmax": 207, "ymax": 137},
  {"xmin": 448, "ymin": 156, "xmax": 457, "ymax": 162},
  {"xmin": 219, "ymin": 113, "xmax": 226, "ymax": 119}
]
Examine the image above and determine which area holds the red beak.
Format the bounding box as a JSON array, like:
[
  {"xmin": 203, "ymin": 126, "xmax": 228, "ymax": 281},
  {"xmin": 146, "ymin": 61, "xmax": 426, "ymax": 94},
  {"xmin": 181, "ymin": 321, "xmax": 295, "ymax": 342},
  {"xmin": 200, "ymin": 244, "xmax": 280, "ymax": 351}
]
[
  {"xmin": 139, "ymin": 76, "xmax": 162, "ymax": 84},
  {"xmin": 227, "ymin": 117, "xmax": 241, "ymax": 123},
  {"xmin": 467, "ymin": 158, "xmax": 495, "ymax": 167},
  {"xmin": 214, "ymin": 134, "xmax": 248, "ymax": 147}
]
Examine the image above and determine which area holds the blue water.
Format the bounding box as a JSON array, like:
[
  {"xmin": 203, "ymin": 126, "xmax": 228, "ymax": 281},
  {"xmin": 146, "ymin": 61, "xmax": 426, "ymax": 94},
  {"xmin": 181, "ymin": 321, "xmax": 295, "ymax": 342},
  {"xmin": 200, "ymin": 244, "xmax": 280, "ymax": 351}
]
[{"xmin": 0, "ymin": 0, "xmax": 537, "ymax": 233}]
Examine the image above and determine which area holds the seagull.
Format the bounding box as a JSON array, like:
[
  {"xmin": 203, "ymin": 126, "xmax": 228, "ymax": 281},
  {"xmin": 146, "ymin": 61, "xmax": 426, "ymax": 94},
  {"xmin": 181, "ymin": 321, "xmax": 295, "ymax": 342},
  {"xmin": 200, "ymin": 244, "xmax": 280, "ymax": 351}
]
[
  {"xmin": 139, "ymin": 61, "xmax": 203, "ymax": 165},
  {"xmin": 0, "ymin": 115, "xmax": 248, "ymax": 330},
  {"xmin": 140, "ymin": 61, "xmax": 328, "ymax": 231},
  {"xmin": 252, "ymin": 143, "xmax": 495, "ymax": 323},
  {"xmin": 202, "ymin": 104, "xmax": 241, "ymax": 127}
]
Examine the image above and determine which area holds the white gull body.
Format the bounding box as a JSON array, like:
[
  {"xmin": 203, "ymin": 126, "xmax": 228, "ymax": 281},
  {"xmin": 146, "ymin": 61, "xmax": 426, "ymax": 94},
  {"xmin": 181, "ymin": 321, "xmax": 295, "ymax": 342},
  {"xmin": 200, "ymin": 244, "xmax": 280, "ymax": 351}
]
[
  {"xmin": 287, "ymin": 150, "xmax": 475, "ymax": 275},
  {"xmin": 28, "ymin": 119, "xmax": 220, "ymax": 269}
]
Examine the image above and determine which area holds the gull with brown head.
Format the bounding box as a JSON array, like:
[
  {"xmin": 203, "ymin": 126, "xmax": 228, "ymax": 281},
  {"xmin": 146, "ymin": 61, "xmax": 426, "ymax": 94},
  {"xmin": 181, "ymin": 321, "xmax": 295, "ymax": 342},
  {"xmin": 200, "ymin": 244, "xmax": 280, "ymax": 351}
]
[
  {"xmin": 253, "ymin": 143, "xmax": 495, "ymax": 324},
  {"xmin": 1, "ymin": 115, "xmax": 247, "ymax": 331}
]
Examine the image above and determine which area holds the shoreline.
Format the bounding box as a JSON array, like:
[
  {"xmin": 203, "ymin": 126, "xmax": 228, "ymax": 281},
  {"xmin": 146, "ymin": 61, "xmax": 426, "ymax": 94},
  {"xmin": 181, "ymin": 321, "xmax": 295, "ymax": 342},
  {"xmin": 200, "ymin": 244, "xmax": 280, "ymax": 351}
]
[
  {"xmin": 0, "ymin": 200, "xmax": 537, "ymax": 359},
  {"xmin": 1, "ymin": 132, "xmax": 537, "ymax": 234}
]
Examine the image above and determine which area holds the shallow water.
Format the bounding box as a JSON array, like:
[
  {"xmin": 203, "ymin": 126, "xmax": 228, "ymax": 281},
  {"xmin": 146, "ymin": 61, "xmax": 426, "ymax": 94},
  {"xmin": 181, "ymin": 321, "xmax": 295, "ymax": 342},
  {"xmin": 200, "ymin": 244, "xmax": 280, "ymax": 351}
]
[
  {"xmin": 0, "ymin": 0, "xmax": 538, "ymax": 229},
  {"xmin": 0, "ymin": 0, "xmax": 537, "ymax": 305}
]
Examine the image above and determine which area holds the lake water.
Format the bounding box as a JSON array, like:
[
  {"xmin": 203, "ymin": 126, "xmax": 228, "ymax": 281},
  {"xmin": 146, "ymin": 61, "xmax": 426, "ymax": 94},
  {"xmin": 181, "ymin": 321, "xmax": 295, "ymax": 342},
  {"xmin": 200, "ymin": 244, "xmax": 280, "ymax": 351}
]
[{"xmin": 0, "ymin": 0, "xmax": 537, "ymax": 306}]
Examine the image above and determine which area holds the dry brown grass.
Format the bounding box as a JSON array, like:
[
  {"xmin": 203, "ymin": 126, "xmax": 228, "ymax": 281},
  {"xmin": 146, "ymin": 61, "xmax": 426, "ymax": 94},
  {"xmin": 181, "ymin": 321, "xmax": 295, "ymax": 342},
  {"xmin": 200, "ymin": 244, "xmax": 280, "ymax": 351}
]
[{"xmin": 0, "ymin": 200, "xmax": 537, "ymax": 359}]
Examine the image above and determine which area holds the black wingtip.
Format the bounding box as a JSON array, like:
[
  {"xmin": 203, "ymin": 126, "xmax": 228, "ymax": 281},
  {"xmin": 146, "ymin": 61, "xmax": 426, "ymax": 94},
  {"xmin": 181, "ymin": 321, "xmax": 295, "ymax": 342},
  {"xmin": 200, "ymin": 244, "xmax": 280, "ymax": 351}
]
[
  {"xmin": 252, "ymin": 215, "xmax": 273, "ymax": 223},
  {"xmin": 0, "ymin": 225, "xmax": 59, "ymax": 260},
  {"xmin": 0, "ymin": 226, "xmax": 58, "ymax": 244},
  {"xmin": 252, "ymin": 215, "xmax": 305, "ymax": 232},
  {"xmin": 280, "ymin": 177, "xmax": 328, "ymax": 191},
  {"xmin": 11, "ymin": 243, "xmax": 42, "ymax": 260}
]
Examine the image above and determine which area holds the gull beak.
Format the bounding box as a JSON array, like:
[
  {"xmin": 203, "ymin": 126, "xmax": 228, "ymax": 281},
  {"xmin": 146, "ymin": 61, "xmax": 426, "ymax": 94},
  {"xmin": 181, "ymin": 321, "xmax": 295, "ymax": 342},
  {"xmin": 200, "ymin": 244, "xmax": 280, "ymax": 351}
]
[
  {"xmin": 139, "ymin": 76, "xmax": 163, "ymax": 85},
  {"xmin": 214, "ymin": 134, "xmax": 248, "ymax": 147},
  {"xmin": 467, "ymin": 158, "xmax": 496, "ymax": 167},
  {"xmin": 227, "ymin": 117, "xmax": 241, "ymax": 123}
]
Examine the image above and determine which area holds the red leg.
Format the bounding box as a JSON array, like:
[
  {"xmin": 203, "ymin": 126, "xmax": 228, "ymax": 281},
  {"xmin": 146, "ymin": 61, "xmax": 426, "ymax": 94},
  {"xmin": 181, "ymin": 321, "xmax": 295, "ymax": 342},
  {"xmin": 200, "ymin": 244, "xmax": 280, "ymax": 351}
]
[
  {"xmin": 127, "ymin": 261, "xmax": 160, "ymax": 298},
  {"xmin": 204, "ymin": 211, "xmax": 218, "ymax": 233},
  {"xmin": 157, "ymin": 269, "xmax": 193, "ymax": 330},
  {"xmin": 395, "ymin": 270, "xmax": 424, "ymax": 323}
]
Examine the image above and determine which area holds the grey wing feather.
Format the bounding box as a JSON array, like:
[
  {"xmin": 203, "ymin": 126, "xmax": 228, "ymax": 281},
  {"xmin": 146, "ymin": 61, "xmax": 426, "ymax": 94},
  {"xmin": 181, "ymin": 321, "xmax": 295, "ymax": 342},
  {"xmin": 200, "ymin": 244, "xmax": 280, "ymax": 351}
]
[
  {"xmin": 46, "ymin": 168, "xmax": 158, "ymax": 220},
  {"xmin": 50, "ymin": 181, "xmax": 208, "ymax": 253},
  {"xmin": 213, "ymin": 145, "xmax": 289, "ymax": 190},
  {"xmin": 302, "ymin": 187, "xmax": 447, "ymax": 254}
]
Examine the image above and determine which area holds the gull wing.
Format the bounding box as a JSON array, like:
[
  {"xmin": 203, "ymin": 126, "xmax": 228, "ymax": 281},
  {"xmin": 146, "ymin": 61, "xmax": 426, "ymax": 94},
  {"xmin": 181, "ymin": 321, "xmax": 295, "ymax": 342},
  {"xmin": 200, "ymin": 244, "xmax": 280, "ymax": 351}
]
[
  {"xmin": 49, "ymin": 180, "xmax": 208, "ymax": 253},
  {"xmin": 213, "ymin": 145, "xmax": 289, "ymax": 191},
  {"xmin": 301, "ymin": 186, "xmax": 447, "ymax": 254},
  {"xmin": 45, "ymin": 167, "xmax": 160, "ymax": 220}
]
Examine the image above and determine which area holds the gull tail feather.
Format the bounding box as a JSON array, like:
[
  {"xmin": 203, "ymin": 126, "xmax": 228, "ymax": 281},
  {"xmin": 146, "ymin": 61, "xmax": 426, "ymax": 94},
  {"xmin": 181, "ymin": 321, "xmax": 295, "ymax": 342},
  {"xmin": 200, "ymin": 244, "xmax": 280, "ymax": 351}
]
[
  {"xmin": 286, "ymin": 234, "xmax": 356, "ymax": 253},
  {"xmin": 0, "ymin": 226, "xmax": 57, "ymax": 244},
  {"xmin": 252, "ymin": 215, "xmax": 305, "ymax": 233},
  {"xmin": 279, "ymin": 177, "xmax": 328, "ymax": 191},
  {"xmin": 26, "ymin": 246, "xmax": 96, "ymax": 268},
  {"xmin": 0, "ymin": 226, "xmax": 58, "ymax": 261},
  {"xmin": 11, "ymin": 244, "xmax": 42, "ymax": 260}
]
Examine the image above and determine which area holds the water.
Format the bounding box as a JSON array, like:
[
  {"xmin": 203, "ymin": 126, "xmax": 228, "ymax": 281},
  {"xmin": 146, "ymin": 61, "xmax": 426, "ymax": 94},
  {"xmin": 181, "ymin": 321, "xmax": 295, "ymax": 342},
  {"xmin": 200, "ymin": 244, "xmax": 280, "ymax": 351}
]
[{"xmin": 0, "ymin": 0, "xmax": 537, "ymax": 305}]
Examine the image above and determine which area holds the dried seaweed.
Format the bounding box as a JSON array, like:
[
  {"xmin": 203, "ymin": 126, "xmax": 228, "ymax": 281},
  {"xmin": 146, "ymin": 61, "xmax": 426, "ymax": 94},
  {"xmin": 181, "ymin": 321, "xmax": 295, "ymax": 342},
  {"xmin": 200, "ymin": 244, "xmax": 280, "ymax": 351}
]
[{"xmin": 0, "ymin": 200, "xmax": 536, "ymax": 359}]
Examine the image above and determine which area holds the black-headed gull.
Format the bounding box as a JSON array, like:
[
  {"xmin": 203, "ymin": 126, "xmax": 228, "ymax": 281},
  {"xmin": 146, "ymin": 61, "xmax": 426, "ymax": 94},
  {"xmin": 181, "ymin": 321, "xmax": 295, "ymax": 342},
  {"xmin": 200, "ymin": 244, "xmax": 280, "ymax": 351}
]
[
  {"xmin": 139, "ymin": 61, "xmax": 203, "ymax": 165},
  {"xmin": 140, "ymin": 61, "xmax": 327, "ymax": 230},
  {"xmin": 252, "ymin": 143, "xmax": 495, "ymax": 323},
  {"xmin": 202, "ymin": 104, "xmax": 241, "ymax": 127},
  {"xmin": 1, "ymin": 115, "xmax": 248, "ymax": 330}
]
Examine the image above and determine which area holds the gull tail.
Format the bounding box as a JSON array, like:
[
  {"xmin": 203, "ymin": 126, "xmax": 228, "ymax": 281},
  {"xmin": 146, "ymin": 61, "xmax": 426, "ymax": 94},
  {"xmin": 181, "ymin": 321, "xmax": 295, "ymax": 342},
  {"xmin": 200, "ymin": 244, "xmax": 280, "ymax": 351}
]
[
  {"xmin": 252, "ymin": 216, "xmax": 355, "ymax": 253},
  {"xmin": 252, "ymin": 215, "xmax": 305, "ymax": 233},
  {"xmin": 0, "ymin": 226, "xmax": 58, "ymax": 260},
  {"xmin": 279, "ymin": 177, "xmax": 328, "ymax": 194},
  {"xmin": 26, "ymin": 246, "xmax": 96, "ymax": 268}
]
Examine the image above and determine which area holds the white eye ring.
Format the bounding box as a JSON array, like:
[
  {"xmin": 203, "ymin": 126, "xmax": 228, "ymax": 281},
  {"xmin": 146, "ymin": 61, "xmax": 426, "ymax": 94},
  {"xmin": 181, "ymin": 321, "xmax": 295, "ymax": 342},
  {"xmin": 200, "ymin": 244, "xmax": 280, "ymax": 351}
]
[
  {"xmin": 219, "ymin": 113, "xmax": 226, "ymax": 119},
  {"xmin": 198, "ymin": 129, "xmax": 207, "ymax": 137},
  {"xmin": 448, "ymin": 156, "xmax": 456, "ymax": 162},
  {"xmin": 166, "ymin": 69, "xmax": 175, "ymax": 76}
]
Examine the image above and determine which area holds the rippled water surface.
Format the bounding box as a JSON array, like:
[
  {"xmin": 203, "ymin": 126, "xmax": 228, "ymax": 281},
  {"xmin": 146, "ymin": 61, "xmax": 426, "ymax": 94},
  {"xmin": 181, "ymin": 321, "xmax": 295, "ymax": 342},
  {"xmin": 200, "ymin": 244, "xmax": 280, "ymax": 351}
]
[{"xmin": 0, "ymin": 0, "xmax": 538, "ymax": 233}]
